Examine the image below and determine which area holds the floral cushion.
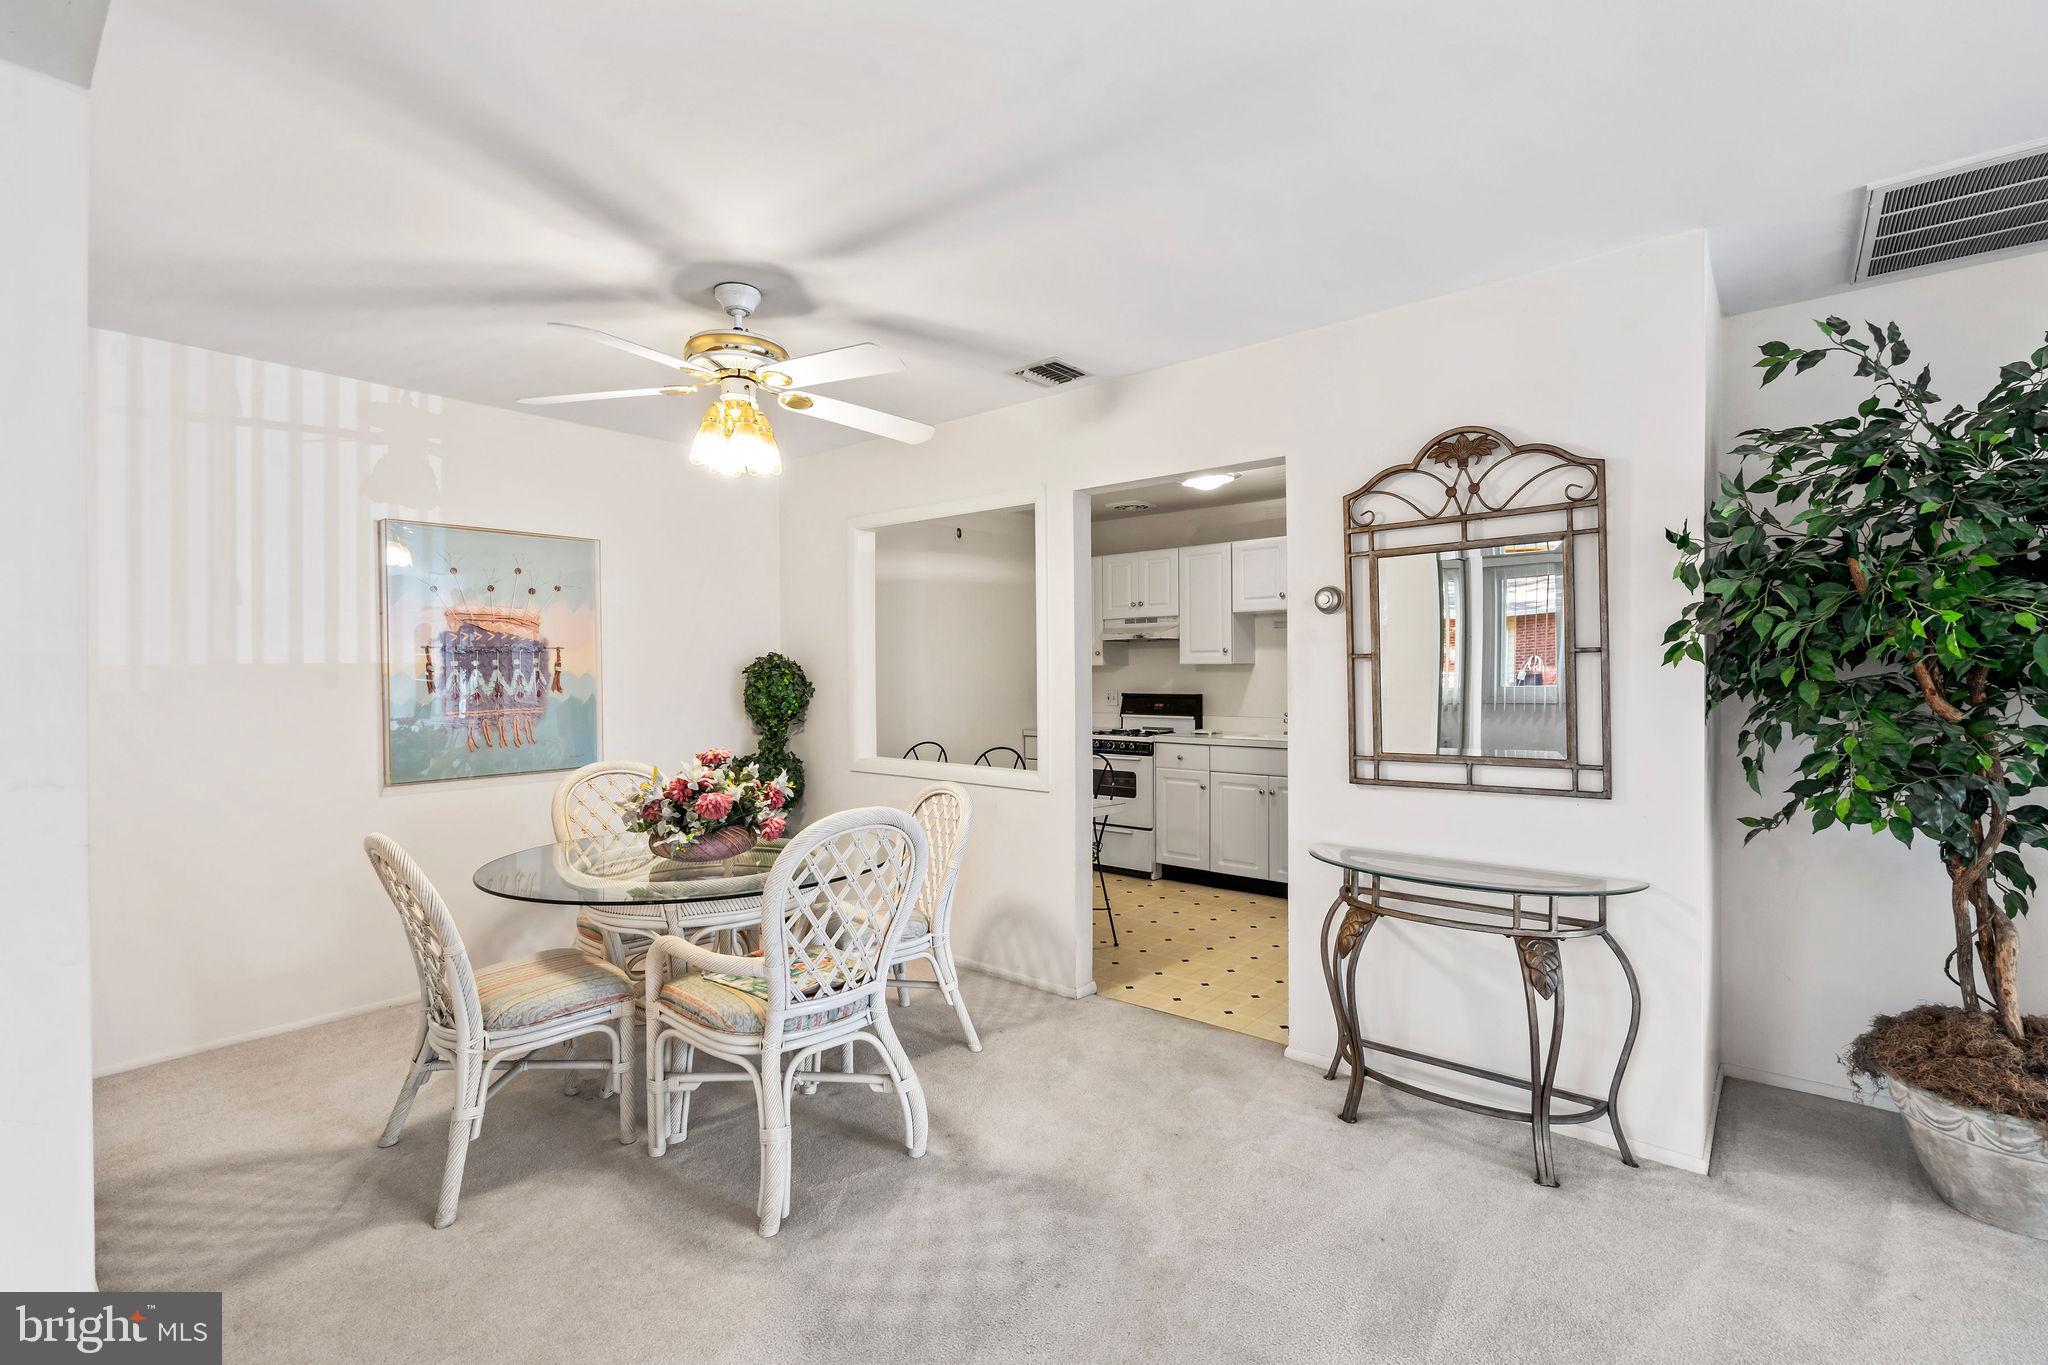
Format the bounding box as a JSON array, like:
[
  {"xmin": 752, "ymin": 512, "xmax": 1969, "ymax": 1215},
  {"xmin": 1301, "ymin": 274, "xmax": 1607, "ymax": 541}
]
[
  {"xmin": 574, "ymin": 915, "xmax": 654, "ymax": 986},
  {"xmin": 898, "ymin": 910, "xmax": 932, "ymax": 941},
  {"xmin": 657, "ymin": 971, "xmax": 864, "ymax": 1036},
  {"xmin": 475, "ymin": 949, "xmax": 633, "ymax": 1031}
]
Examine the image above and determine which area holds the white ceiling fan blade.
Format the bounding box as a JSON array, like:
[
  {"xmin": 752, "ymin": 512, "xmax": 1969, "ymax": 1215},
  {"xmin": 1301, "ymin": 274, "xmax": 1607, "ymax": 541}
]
[
  {"xmin": 518, "ymin": 387, "xmax": 685, "ymax": 405},
  {"xmin": 549, "ymin": 321, "xmax": 719, "ymax": 375},
  {"xmin": 777, "ymin": 391, "xmax": 933, "ymax": 445},
  {"xmin": 756, "ymin": 342, "xmax": 903, "ymax": 391}
]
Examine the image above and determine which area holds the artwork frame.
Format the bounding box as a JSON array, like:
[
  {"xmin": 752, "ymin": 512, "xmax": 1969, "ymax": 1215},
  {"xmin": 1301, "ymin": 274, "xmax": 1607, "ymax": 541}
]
[{"xmin": 378, "ymin": 518, "xmax": 603, "ymax": 787}]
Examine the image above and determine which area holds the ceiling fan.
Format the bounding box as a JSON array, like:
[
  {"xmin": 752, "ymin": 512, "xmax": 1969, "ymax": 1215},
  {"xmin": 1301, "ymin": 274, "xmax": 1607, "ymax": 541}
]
[{"xmin": 520, "ymin": 281, "xmax": 934, "ymax": 477}]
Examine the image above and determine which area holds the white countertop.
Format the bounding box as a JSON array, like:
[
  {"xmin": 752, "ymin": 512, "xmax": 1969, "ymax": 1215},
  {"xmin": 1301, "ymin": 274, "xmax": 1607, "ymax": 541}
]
[{"xmin": 1144, "ymin": 732, "xmax": 1287, "ymax": 750}]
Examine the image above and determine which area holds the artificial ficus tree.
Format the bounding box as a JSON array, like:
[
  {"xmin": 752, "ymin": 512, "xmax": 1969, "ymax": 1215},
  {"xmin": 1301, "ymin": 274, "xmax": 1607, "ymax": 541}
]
[{"xmin": 1665, "ymin": 317, "xmax": 2048, "ymax": 1044}]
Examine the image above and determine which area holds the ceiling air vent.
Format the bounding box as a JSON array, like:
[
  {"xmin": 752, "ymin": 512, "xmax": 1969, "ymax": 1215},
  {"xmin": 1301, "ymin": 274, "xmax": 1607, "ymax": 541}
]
[
  {"xmin": 1105, "ymin": 500, "xmax": 1153, "ymax": 513},
  {"xmin": 1014, "ymin": 357, "xmax": 1089, "ymax": 387},
  {"xmin": 1854, "ymin": 142, "xmax": 2048, "ymax": 282}
]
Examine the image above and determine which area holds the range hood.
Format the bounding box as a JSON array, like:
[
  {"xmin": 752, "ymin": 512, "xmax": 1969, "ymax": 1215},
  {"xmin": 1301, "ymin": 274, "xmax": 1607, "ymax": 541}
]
[{"xmin": 1101, "ymin": 614, "xmax": 1179, "ymax": 642}]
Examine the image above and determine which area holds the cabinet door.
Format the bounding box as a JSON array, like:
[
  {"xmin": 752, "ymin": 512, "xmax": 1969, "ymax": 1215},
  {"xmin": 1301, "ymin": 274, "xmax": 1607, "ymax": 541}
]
[
  {"xmin": 1134, "ymin": 548, "xmax": 1180, "ymax": 615},
  {"xmin": 1232, "ymin": 537, "xmax": 1287, "ymax": 612},
  {"xmin": 1101, "ymin": 553, "xmax": 1140, "ymax": 619},
  {"xmin": 1154, "ymin": 767, "xmax": 1210, "ymax": 869},
  {"xmin": 1267, "ymin": 776, "xmax": 1288, "ymax": 882},
  {"xmin": 1179, "ymin": 542, "xmax": 1247, "ymax": 665},
  {"xmin": 1208, "ymin": 772, "xmax": 1270, "ymax": 879}
]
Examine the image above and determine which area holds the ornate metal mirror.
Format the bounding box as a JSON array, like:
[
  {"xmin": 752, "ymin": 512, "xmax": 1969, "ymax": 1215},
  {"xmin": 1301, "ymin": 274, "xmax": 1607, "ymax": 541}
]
[{"xmin": 1345, "ymin": 426, "xmax": 1610, "ymax": 797}]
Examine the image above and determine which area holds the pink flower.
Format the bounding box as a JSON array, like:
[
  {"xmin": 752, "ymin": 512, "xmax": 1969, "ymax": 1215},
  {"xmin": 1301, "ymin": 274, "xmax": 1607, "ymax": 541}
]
[
  {"xmin": 759, "ymin": 814, "xmax": 787, "ymax": 841},
  {"xmin": 764, "ymin": 785, "xmax": 787, "ymax": 810},
  {"xmin": 696, "ymin": 747, "xmax": 733, "ymax": 768},
  {"xmin": 693, "ymin": 791, "xmax": 734, "ymax": 820},
  {"xmin": 640, "ymin": 800, "xmax": 662, "ymax": 824},
  {"xmin": 664, "ymin": 778, "xmax": 688, "ymax": 801}
]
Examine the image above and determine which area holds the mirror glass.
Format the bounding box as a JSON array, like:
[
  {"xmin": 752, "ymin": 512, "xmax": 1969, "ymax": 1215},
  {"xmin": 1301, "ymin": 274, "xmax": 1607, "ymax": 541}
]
[
  {"xmin": 1375, "ymin": 541, "xmax": 1566, "ymax": 758},
  {"xmin": 872, "ymin": 504, "xmax": 1038, "ymax": 769}
]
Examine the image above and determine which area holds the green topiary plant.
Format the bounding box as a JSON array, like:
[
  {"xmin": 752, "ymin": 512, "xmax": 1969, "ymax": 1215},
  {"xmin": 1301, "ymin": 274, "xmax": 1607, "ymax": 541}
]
[
  {"xmin": 739, "ymin": 652, "xmax": 814, "ymax": 809},
  {"xmin": 1665, "ymin": 317, "xmax": 2048, "ymax": 1064}
]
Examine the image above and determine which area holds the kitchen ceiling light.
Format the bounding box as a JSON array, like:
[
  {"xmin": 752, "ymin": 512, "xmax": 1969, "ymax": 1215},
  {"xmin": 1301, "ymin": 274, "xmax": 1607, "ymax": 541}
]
[
  {"xmin": 1181, "ymin": 472, "xmax": 1239, "ymax": 492},
  {"xmin": 691, "ymin": 388, "xmax": 782, "ymax": 478}
]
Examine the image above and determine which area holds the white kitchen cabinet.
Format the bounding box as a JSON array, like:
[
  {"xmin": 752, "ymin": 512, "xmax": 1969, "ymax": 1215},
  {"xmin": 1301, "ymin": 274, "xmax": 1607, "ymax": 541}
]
[
  {"xmin": 1154, "ymin": 766, "xmax": 1209, "ymax": 869},
  {"xmin": 1100, "ymin": 548, "xmax": 1179, "ymax": 619},
  {"xmin": 1155, "ymin": 744, "xmax": 1289, "ymax": 883},
  {"xmin": 1267, "ymin": 776, "xmax": 1288, "ymax": 881},
  {"xmin": 1090, "ymin": 555, "xmax": 1105, "ymax": 666},
  {"xmin": 1208, "ymin": 771, "xmax": 1271, "ymax": 879},
  {"xmin": 1179, "ymin": 542, "xmax": 1253, "ymax": 665},
  {"xmin": 1232, "ymin": 536, "xmax": 1287, "ymax": 612}
]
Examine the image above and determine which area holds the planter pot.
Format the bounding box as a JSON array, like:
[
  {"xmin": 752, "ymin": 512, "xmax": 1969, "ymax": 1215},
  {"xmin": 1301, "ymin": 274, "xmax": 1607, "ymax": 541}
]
[
  {"xmin": 649, "ymin": 825, "xmax": 758, "ymax": 864},
  {"xmin": 1886, "ymin": 1075, "xmax": 2048, "ymax": 1241}
]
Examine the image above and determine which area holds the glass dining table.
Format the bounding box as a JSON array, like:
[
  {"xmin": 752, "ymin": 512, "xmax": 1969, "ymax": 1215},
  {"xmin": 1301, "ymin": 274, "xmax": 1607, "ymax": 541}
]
[{"xmin": 472, "ymin": 838, "xmax": 787, "ymax": 942}]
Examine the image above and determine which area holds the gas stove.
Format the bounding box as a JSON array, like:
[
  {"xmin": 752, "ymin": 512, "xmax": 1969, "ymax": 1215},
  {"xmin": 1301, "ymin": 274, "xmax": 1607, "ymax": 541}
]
[{"xmin": 1091, "ymin": 694, "xmax": 1202, "ymax": 877}]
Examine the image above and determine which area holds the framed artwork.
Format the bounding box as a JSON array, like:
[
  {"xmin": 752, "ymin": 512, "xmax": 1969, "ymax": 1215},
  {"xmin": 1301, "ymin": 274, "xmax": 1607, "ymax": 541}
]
[{"xmin": 379, "ymin": 518, "xmax": 602, "ymax": 786}]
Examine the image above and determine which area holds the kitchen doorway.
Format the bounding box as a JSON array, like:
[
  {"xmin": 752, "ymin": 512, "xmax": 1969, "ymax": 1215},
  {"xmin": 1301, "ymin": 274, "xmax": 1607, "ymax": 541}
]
[{"xmin": 1082, "ymin": 461, "xmax": 1290, "ymax": 1044}]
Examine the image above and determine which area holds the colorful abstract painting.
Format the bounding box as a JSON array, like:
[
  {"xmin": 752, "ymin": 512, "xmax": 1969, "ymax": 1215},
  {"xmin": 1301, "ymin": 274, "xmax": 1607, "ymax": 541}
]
[{"xmin": 379, "ymin": 519, "xmax": 601, "ymax": 785}]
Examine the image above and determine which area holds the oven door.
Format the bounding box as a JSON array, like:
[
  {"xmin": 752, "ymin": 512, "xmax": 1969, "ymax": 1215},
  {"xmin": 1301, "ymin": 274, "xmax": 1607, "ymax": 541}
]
[{"xmin": 1092, "ymin": 753, "xmax": 1153, "ymax": 829}]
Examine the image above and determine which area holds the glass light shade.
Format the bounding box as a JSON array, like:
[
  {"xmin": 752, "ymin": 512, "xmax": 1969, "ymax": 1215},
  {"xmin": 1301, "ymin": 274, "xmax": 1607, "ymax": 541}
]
[
  {"xmin": 1181, "ymin": 472, "xmax": 1239, "ymax": 492},
  {"xmin": 691, "ymin": 396, "xmax": 782, "ymax": 478}
]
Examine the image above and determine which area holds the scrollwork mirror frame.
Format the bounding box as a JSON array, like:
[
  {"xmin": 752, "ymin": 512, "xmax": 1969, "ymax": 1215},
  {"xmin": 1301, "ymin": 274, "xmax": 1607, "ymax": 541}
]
[{"xmin": 1343, "ymin": 426, "xmax": 1611, "ymax": 798}]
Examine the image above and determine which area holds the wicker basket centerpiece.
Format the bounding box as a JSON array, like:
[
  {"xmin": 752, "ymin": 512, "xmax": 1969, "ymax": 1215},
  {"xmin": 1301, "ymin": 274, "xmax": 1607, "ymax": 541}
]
[{"xmin": 621, "ymin": 747, "xmax": 795, "ymax": 866}]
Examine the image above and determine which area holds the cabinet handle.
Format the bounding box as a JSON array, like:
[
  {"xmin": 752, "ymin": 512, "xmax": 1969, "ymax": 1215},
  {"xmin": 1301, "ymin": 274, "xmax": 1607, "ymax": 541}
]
[{"xmin": 1279, "ymin": 591, "xmax": 1286, "ymax": 599}]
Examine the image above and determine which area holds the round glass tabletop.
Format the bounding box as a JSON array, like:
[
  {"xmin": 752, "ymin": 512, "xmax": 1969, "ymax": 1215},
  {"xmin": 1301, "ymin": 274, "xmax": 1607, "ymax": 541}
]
[
  {"xmin": 473, "ymin": 838, "xmax": 784, "ymax": 906},
  {"xmin": 1306, "ymin": 844, "xmax": 1648, "ymax": 898}
]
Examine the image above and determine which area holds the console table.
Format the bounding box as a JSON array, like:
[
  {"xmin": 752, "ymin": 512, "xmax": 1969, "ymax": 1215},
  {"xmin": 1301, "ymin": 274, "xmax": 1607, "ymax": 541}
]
[{"xmin": 1311, "ymin": 844, "xmax": 1647, "ymax": 1187}]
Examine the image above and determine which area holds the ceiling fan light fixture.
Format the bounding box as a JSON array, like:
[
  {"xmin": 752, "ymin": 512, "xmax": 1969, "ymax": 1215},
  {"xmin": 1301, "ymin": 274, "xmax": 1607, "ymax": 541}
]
[
  {"xmin": 691, "ymin": 393, "xmax": 782, "ymax": 478},
  {"xmin": 1181, "ymin": 472, "xmax": 1239, "ymax": 492}
]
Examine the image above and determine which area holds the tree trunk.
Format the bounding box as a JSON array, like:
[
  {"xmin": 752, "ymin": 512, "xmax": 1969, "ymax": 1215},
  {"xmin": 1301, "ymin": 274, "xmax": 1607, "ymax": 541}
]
[
  {"xmin": 1946, "ymin": 857, "xmax": 1981, "ymax": 1016},
  {"xmin": 1969, "ymin": 880, "xmax": 2025, "ymax": 1043}
]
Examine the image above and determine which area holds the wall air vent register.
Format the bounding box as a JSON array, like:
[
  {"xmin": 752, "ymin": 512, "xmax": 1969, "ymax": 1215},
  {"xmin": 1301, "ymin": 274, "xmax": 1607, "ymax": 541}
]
[
  {"xmin": 1854, "ymin": 142, "xmax": 2048, "ymax": 282},
  {"xmin": 1014, "ymin": 357, "xmax": 1089, "ymax": 387}
]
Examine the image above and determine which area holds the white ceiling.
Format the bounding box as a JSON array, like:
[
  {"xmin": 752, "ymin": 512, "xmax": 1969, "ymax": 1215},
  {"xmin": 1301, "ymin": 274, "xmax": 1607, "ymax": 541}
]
[
  {"xmin": 90, "ymin": 0, "xmax": 2048, "ymax": 458},
  {"xmin": 1, "ymin": 0, "xmax": 111, "ymax": 87},
  {"xmin": 1093, "ymin": 466, "xmax": 1286, "ymax": 520}
]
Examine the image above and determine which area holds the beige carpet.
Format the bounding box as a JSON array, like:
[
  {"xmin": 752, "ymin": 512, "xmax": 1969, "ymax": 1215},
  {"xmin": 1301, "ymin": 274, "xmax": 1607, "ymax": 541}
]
[{"xmin": 96, "ymin": 974, "xmax": 2048, "ymax": 1363}]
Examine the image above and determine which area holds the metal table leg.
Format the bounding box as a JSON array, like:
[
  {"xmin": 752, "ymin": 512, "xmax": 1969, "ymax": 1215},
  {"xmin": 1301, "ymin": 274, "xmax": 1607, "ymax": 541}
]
[
  {"xmin": 1336, "ymin": 907, "xmax": 1379, "ymax": 1122},
  {"xmin": 1515, "ymin": 936, "xmax": 1565, "ymax": 1187},
  {"xmin": 1599, "ymin": 928, "xmax": 1642, "ymax": 1168}
]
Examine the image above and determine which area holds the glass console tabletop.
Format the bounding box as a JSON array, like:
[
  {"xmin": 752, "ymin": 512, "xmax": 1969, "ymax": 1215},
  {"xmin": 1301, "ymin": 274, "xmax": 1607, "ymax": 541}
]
[
  {"xmin": 473, "ymin": 838, "xmax": 785, "ymax": 906},
  {"xmin": 1307, "ymin": 844, "xmax": 1648, "ymax": 899}
]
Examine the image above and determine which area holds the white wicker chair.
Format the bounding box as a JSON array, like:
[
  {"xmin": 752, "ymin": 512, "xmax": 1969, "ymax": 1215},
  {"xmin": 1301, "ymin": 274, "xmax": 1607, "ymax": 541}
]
[
  {"xmin": 553, "ymin": 760, "xmax": 657, "ymax": 971},
  {"xmin": 644, "ymin": 807, "xmax": 931, "ymax": 1237},
  {"xmin": 885, "ymin": 782, "xmax": 980, "ymax": 1051},
  {"xmin": 365, "ymin": 834, "xmax": 636, "ymax": 1229}
]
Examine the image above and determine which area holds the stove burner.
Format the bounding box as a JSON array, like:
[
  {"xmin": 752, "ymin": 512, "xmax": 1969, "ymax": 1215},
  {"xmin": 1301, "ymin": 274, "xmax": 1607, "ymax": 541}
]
[{"xmin": 1095, "ymin": 726, "xmax": 1171, "ymax": 737}]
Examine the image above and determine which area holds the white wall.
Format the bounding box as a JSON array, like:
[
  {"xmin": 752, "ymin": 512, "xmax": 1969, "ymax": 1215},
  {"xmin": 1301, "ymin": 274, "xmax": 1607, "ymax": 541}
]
[
  {"xmin": 781, "ymin": 233, "xmax": 1721, "ymax": 1168},
  {"xmin": 88, "ymin": 332, "xmax": 780, "ymax": 1074},
  {"xmin": 0, "ymin": 55, "xmax": 96, "ymax": 1292},
  {"xmin": 1091, "ymin": 498, "xmax": 1287, "ymax": 729},
  {"xmin": 875, "ymin": 506, "xmax": 1036, "ymax": 762},
  {"xmin": 1716, "ymin": 251, "xmax": 2048, "ymax": 1102}
]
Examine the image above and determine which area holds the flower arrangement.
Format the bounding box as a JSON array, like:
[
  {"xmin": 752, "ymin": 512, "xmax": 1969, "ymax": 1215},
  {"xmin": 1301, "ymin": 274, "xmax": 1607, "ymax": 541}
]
[{"xmin": 622, "ymin": 747, "xmax": 794, "ymax": 860}]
